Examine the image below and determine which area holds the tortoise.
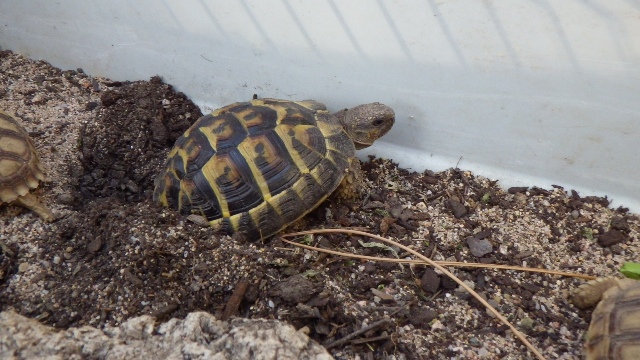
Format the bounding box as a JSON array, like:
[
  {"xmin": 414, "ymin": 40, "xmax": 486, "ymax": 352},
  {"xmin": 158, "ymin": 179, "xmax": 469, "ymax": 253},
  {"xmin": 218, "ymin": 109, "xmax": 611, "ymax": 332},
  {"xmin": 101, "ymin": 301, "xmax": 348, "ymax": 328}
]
[
  {"xmin": 0, "ymin": 110, "xmax": 54, "ymax": 221},
  {"xmin": 571, "ymin": 277, "xmax": 640, "ymax": 360},
  {"xmin": 154, "ymin": 98, "xmax": 394, "ymax": 240}
]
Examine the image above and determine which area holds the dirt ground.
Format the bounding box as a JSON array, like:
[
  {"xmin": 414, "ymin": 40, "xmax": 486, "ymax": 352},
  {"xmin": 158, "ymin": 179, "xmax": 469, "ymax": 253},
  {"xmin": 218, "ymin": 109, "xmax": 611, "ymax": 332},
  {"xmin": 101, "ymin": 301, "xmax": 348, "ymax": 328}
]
[{"xmin": 0, "ymin": 50, "xmax": 638, "ymax": 360}]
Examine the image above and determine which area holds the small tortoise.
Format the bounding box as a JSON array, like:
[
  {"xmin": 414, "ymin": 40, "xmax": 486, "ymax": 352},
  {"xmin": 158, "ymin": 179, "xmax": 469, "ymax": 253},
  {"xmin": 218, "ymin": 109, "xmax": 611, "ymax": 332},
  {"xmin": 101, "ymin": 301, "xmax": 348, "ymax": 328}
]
[
  {"xmin": 154, "ymin": 98, "xmax": 394, "ymax": 240},
  {"xmin": 572, "ymin": 277, "xmax": 640, "ymax": 360},
  {"xmin": 0, "ymin": 110, "xmax": 54, "ymax": 221}
]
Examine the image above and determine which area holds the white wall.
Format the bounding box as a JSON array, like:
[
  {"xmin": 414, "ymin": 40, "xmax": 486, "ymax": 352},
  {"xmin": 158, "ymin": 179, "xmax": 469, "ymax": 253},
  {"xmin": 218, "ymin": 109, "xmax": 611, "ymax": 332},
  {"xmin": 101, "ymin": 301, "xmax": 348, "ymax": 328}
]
[{"xmin": 1, "ymin": 0, "xmax": 638, "ymax": 210}]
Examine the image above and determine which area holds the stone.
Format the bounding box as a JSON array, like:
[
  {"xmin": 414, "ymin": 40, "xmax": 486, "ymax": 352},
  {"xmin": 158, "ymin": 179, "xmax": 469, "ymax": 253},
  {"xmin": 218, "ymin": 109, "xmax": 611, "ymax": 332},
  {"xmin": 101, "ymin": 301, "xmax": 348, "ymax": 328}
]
[
  {"xmin": 0, "ymin": 311, "xmax": 333, "ymax": 360},
  {"xmin": 598, "ymin": 229, "xmax": 627, "ymax": 247},
  {"xmin": 269, "ymin": 275, "xmax": 316, "ymax": 303},
  {"xmin": 447, "ymin": 199, "xmax": 467, "ymax": 219},
  {"xmin": 420, "ymin": 268, "xmax": 440, "ymax": 293},
  {"xmin": 467, "ymin": 237, "xmax": 493, "ymax": 257}
]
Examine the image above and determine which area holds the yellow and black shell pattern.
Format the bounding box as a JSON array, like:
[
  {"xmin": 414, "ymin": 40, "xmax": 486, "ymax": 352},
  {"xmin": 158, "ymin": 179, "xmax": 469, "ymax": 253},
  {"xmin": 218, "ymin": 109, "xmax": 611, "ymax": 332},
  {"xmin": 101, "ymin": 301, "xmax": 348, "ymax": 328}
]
[
  {"xmin": 0, "ymin": 110, "xmax": 46, "ymax": 204},
  {"xmin": 154, "ymin": 98, "xmax": 355, "ymax": 240}
]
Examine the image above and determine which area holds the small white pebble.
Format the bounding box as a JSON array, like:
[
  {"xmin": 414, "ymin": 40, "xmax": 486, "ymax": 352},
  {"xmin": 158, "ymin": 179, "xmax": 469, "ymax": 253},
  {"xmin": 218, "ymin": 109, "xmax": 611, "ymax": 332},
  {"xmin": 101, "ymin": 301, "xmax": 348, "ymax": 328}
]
[
  {"xmin": 431, "ymin": 320, "xmax": 445, "ymax": 331},
  {"xmin": 456, "ymin": 280, "xmax": 475, "ymax": 292},
  {"xmin": 478, "ymin": 347, "xmax": 490, "ymax": 357}
]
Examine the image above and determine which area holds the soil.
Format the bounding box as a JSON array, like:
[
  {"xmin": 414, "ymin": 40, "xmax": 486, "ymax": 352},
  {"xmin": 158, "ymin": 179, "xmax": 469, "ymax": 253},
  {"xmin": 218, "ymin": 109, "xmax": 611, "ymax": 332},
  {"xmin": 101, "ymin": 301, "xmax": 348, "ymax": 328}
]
[{"xmin": 1, "ymin": 50, "xmax": 638, "ymax": 360}]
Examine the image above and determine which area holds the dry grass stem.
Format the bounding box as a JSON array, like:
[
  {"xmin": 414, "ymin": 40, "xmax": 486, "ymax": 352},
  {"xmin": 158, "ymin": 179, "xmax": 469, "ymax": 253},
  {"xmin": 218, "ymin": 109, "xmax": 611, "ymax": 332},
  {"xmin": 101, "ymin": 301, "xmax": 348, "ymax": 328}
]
[{"xmin": 282, "ymin": 228, "xmax": 546, "ymax": 360}]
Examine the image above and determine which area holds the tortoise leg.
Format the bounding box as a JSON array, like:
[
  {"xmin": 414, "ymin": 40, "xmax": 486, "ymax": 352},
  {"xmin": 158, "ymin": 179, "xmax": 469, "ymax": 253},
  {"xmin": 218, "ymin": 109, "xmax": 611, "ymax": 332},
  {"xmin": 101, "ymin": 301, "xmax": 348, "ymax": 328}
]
[
  {"xmin": 15, "ymin": 193, "xmax": 54, "ymax": 222},
  {"xmin": 335, "ymin": 158, "xmax": 364, "ymax": 200}
]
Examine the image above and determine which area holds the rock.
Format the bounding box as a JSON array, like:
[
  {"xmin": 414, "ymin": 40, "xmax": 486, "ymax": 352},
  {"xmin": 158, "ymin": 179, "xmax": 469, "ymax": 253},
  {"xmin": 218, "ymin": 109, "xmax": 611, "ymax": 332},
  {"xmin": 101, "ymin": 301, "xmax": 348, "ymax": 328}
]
[
  {"xmin": 473, "ymin": 229, "xmax": 492, "ymax": 240},
  {"xmin": 269, "ymin": 275, "xmax": 316, "ymax": 303},
  {"xmin": 598, "ymin": 229, "xmax": 628, "ymax": 247},
  {"xmin": 507, "ymin": 187, "xmax": 528, "ymax": 194},
  {"xmin": 420, "ymin": 269, "xmax": 440, "ymax": 293},
  {"xmin": 0, "ymin": 311, "xmax": 333, "ymax": 360},
  {"xmin": 610, "ymin": 216, "xmax": 630, "ymax": 232},
  {"xmin": 85, "ymin": 101, "xmax": 99, "ymax": 111},
  {"xmin": 519, "ymin": 316, "xmax": 535, "ymax": 332},
  {"xmin": 513, "ymin": 193, "xmax": 527, "ymax": 206},
  {"xmin": 100, "ymin": 90, "xmax": 122, "ymax": 106},
  {"xmin": 56, "ymin": 192, "xmax": 76, "ymax": 205},
  {"xmin": 408, "ymin": 308, "xmax": 438, "ymax": 329},
  {"xmin": 423, "ymin": 175, "xmax": 438, "ymax": 185},
  {"xmin": 86, "ymin": 237, "xmax": 102, "ymax": 252},
  {"xmin": 441, "ymin": 275, "xmax": 458, "ymax": 290},
  {"xmin": 447, "ymin": 199, "xmax": 467, "ymax": 219},
  {"xmin": 363, "ymin": 262, "xmax": 376, "ymax": 274},
  {"xmin": 387, "ymin": 196, "xmax": 404, "ymax": 218},
  {"xmin": 371, "ymin": 288, "xmax": 395, "ymax": 302},
  {"xmin": 466, "ymin": 237, "xmax": 493, "ymax": 257},
  {"xmin": 430, "ymin": 319, "xmax": 445, "ymax": 331},
  {"xmin": 456, "ymin": 280, "xmax": 476, "ymax": 292}
]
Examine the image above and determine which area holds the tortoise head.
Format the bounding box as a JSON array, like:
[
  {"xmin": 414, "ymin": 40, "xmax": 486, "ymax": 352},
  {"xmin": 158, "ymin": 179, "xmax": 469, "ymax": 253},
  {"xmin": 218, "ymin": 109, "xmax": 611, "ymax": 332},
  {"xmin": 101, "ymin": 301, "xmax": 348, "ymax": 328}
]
[{"xmin": 336, "ymin": 103, "xmax": 395, "ymax": 149}]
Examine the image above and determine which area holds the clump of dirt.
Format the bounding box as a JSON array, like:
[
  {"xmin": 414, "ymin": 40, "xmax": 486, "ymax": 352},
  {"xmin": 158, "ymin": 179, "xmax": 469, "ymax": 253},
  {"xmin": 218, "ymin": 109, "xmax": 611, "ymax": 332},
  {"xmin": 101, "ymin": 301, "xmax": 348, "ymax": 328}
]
[
  {"xmin": 78, "ymin": 76, "xmax": 200, "ymax": 202},
  {"xmin": 1, "ymin": 50, "xmax": 639, "ymax": 359}
]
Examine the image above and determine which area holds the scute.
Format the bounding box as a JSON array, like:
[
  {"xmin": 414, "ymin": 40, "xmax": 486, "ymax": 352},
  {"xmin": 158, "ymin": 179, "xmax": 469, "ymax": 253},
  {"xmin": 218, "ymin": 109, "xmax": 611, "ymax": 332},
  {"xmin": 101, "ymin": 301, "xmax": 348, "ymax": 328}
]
[
  {"xmin": 154, "ymin": 98, "xmax": 353, "ymax": 239},
  {"xmin": 0, "ymin": 111, "xmax": 45, "ymax": 203},
  {"xmin": 0, "ymin": 158, "xmax": 23, "ymax": 178},
  {"xmin": 0, "ymin": 110, "xmax": 53, "ymax": 222},
  {"xmin": 240, "ymin": 130, "xmax": 301, "ymax": 195},
  {"xmin": 573, "ymin": 278, "xmax": 640, "ymax": 360}
]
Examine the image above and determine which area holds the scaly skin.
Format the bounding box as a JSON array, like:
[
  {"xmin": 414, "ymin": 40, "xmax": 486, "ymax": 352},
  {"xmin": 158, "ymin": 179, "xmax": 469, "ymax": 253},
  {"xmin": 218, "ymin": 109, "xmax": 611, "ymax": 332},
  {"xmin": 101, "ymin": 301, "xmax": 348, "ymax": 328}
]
[{"xmin": 15, "ymin": 193, "xmax": 54, "ymax": 222}]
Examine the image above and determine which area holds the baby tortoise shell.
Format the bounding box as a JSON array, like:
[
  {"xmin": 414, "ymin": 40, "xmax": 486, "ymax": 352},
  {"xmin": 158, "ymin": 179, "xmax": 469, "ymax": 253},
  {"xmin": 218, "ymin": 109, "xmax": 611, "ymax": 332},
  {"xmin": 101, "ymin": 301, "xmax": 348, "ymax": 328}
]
[
  {"xmin": 572, "ymin": 277, "xmax": 640, "ymax": 360},
  {"xmin": 154, "ymin": 98, "xmax": 394, "ymax": 240},
  {"xmin": 0, "ymin": 110, "xmax": 54, "ymax": 221}
]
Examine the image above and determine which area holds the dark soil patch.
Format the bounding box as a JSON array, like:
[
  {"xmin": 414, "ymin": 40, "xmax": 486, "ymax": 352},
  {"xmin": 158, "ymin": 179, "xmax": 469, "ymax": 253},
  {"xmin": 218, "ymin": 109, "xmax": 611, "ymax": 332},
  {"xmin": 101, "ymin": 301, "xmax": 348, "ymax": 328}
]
[{"xmin": 78, "ymin": 76, "xmax": 200, "ymax": 202}]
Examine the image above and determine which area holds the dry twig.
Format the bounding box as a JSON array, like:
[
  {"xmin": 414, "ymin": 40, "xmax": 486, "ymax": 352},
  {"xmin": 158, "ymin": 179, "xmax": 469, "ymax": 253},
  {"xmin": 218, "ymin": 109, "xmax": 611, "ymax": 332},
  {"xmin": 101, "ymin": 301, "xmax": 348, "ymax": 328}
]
[
  {"xmin": 282, "ymin": 228, "xmax": 546, "ymax": 360},
  {"xmin": 324, "ymin": 318, "xmax": 393, "ymax": 350},
  {"xmin": 221, "ymin": 278, "xmax": 249, "ymax": 321},
  {"xmin": 280, "ymin": 238, "xmax": 596, "ymax": 280}
]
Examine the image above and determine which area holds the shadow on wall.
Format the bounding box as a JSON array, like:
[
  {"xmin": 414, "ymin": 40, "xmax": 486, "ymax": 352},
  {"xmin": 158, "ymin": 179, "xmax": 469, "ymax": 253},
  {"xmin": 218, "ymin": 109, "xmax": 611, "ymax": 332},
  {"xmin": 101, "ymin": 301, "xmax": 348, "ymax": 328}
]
[{"xmin": 0, "ymin": 0, "xmax": 638, "ymax": 208}]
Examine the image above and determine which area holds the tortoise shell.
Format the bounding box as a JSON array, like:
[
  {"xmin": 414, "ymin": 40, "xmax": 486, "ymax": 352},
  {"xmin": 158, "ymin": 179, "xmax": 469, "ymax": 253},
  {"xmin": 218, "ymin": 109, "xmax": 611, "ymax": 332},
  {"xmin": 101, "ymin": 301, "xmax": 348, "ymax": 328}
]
[
  {"xmin": 572, "ymin": 277, "xmax": 640, "ymax": 360},
  {"xmin": 154, "ymin": 98, "xmax": 394, "ymax": 240},
  {"xmin": 0, "ymin": 110, "xmax": 53, "ymax": 221}
]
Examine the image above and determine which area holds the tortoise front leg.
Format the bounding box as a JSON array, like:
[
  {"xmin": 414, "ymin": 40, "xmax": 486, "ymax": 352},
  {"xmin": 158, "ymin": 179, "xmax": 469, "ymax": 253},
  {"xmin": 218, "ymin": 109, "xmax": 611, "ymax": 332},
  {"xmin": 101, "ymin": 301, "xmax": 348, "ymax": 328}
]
[
  {"xmin": 16, "ymin": 193, "xmax": 54, "ymax": 222},
  {"xmin": 335, "ymin": 157, "xmax": 364, "ymax": 200}
]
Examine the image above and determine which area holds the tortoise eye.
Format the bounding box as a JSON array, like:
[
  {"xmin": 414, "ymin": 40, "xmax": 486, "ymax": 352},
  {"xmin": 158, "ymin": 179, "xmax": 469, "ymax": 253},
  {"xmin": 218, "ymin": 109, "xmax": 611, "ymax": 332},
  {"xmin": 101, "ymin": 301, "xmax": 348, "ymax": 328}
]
[{"xmin": 373, "ymin": 119, "xmax": 385, "ymax": 126}]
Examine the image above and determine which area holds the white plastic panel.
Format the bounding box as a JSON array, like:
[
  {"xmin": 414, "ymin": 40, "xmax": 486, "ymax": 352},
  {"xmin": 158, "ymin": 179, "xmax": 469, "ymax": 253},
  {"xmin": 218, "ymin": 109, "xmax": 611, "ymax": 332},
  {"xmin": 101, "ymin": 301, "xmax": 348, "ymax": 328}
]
[{"xmin": 1, "ymin": 0, "xmax": 638, "ymax": 210}]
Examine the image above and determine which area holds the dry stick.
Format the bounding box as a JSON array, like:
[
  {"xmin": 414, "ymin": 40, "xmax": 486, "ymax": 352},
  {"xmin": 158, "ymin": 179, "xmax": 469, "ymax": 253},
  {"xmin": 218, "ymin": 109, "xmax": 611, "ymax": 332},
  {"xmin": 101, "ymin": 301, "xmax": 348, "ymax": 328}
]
[
  {"xmin": 282, "ymin": 229, "xmax": 546, "ymax": 360},
  {"xmin": 350, "ymin": 334, "xmax": 392, "ymax": 345},
  {"xmin": 280, "ymin": 239, "xmax": 596, "ymax": 280},
  {"xmin": 221, "ymin": 278, "xmax": 249, "ymax": 321},
  {"xmin": 324, "ymin": 318, "xmax": 393, "ymax": 350}
]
